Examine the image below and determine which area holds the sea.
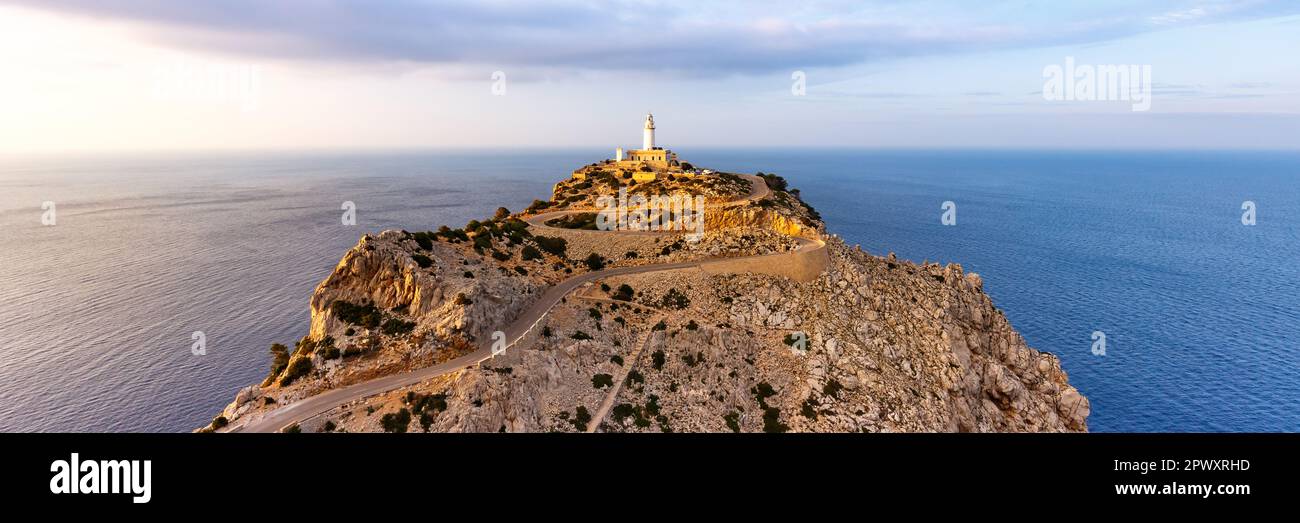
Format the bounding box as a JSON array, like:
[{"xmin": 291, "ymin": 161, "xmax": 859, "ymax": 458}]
[{"xmin": 1, "ymin": 149, "xmax": 1296, "ymax": 432}]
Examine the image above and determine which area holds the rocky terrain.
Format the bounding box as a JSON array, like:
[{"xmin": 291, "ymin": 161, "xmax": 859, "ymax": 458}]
[{"xmin": 205, "ymin": 169, "xmax": 1089, "ymax": 433}]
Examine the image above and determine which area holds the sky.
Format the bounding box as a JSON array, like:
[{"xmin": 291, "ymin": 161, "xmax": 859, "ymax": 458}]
[{"xmin": 1, "ymin": 0, "xmax": 1298, "ymax": 153}]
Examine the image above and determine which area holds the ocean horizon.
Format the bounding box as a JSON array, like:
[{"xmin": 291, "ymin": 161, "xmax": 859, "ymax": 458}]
[{"xmin": 2, "ymin": 148, "xmax": 1297, "ymax": 432}]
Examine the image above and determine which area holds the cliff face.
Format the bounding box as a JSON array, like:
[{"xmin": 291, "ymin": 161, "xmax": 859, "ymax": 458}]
[
  {"xmin": 308, "ymin": 233, "xmax": 539, "ymax": 344},
  {"xmin": 209, "ymin": 172, "xmax": 1088, "ymax": 433},
  {"xmin": 350, "ymin": 240, "xmax": 1087, "ymax": 433}
]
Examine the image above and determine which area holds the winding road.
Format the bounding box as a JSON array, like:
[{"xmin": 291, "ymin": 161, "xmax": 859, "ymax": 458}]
[{"xmin": 230, "ymin": 174, "xmax": 822, "ymax": 433}]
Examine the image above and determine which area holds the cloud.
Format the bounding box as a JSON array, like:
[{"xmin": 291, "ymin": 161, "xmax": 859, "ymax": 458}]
[{"xmin": 11, "ymin": 0, "xmax": 1300, "ymax": 75}]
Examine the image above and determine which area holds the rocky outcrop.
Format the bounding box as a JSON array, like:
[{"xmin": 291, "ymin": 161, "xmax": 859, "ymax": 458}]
[
  {"xmin": 309, "ymin": 230, "xmax": 539, "ymax": 344},
  {"xmin": 208, "ymin": 170, "xmax": 1089, "ymax": 433}
]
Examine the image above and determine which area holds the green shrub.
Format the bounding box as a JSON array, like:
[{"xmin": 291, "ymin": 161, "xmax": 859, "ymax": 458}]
[
  {"xmin": 521, "ymin": 245, "xmax": 542, "ymax": 261},
  {"xmin": 661, "ymin": 288, "xmax": 690, "ymax": 309},
  {"xmin": 571, "ymin": 330, "xmax": 592, "ymax": 341},
  {"xmin": 412, "ymin": 231, "xmax": 435, "ymax": 250},
  {"xmin": 380, "ymin": 408, "xmax": 411, "ymax": 433},
  {"xmin": 266, "ymin": 343, "xmax": 291, "ymax": 383},
  {"xmin": 410, "ymin": 253, "xmax": 432, "ymax": 268},
  {"xmin": 612, "ymin": 284, "xmax": 634, "ymax": 301},
  {"xmin": 491, "ymin": 250, "xmax": 510, "ymax": 261},
  {"xmin": 493, "ymin": 207, "xmax": 511, "ymax": 221},
  {"xmin": 283, "ymin": 424, "xmax": 301, "ymax": 434},
  {"xmin": 724, "ymin": 412, "xmax": 740, "ymax": 433},
  {"xmin": 211, "ymin": 416, "xmax": 228, "ymax": 429},
  {"xmin": 331, "ymin": 300, "xmax": 382, "ymax": 329},
  {"xmin": 572, "ymin": 406, "xmax": 591, "ymax": 431},
  {"xmin": 525, "ymin": 199, "xmax": 551, "ymax": 213},
  {"xmin": 513, "ymin": 266, "xmax": 528, "ymax": 275},
  {"xmin": 277, "ymin": 355, "xmax": 313, "ymax": 386},
  {"xmin": 322, "ymin": 420, "xmax": 337, "ymax": 432},
  {"xmin": 686, "ymin": 320, "xmax": 699, "ymax": 331},
  {"xmin": 544, "ymin": 212, "xmax": 599, "ymax": 230},
  {"xmin": 533, "ymin": 235, "xmax": 567, "ymax": 256},
  {"xmin": 822, "ymin": 379, "xmax": 843, "ymax": 399},
  {"xmin": 801, "ymin": 399, "xmax": 818, "ymax": 420},
  {"xmin": 652, "ymin": 350, "xmax": 665, "ymax": 370},
  {"xmin": 592, "ymin": 373, "xmax": 614, "ymax": 388},
  {"xmin": 382, "ymin": 317, "xmax": 416, "ymax": 336},
  {"xmin": 610, "ymin": 355, "xmax": 623, "ymax": 366},
  {"xmin": 583, "ymin": 253, "xmax": 606, "ymax": 270}
]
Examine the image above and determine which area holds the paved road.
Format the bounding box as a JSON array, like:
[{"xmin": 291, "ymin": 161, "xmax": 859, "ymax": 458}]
[{"xmin": 230, "ymin": 173, "xmax": 813, "ymax": 433}]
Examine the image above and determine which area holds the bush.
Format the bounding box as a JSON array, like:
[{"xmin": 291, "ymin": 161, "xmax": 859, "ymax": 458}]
[
  {"xmin": 491, "ymin": 250, "xmax": 511, "ymax": 261},
  {"xmin": 801, "ymin": 399, "xmax": 818, "ymax": 420},
  {"xmin": 592, "ymin": 373, "xmax": 614, "ymax": 388},
  {"xmin": 652, "ymin": 350, "xmax": 665, "ymax": 370},
  {"xmin": 411, "ymin": 232, "xmax": 435, "ymax": 250},
  {"xmin": 438, "ymin": 227, "xmax": 469, "ymax": 242},
  {"xmin": 493, "ymin": 207, "xmax": 511, "ymax": 221},
  {"xmin": 331, "ymin": 300, "xmax": 382, "ymax": 329},
  {"xmin": 545, "ymin": 212, "xmax": 599, "ymax": 230},
  {"xmin": 610, "ymin": 355, "xmax": 623, "ymax": 366},
  {"xmin": 322, "ymin": 420, "xmax": 337, "ymax": 432},
  {"xmin": 661, "ymin": 288, "xmax": 690, "ymax": 309},
  {"xmin": 822, "ymin": 379, "xmax": 843, "ymax": 399},
  {"xmin": 521, "ymin": 245, "xmax": 542, "ymax": 261},
  {"xmin": 612, "ymin": 284, "xmax": 634, "ymax": 301},
  {"xmin": 759, "ymin": 172, "xmax": 788, "ymax": 192},
  {"xmin": 533, "ymin": 235, "xmax": 567, "ymax": 256},
  {"xmin": 571, "ymin": 330, "xmax": 592, "ymax": 340},
  {"xmin": 685, "ymin": 319, "xmax": 699, "ymax": 331},
  {"xmin": 266, "ymin": 343, "xmax": 291, "ymax": 383},
  {"xmin": 381, "ymin": 317, "xmax": 416, "ymax": 336},
  {"xmin": 525, "ymin": 199, "xmax": 551, "ymax": 213},
  {"xmin": 724, "ymin": 412, "xmax": 740, "ymax": 433},
  {"xmin": 572, "ymin": 406, "xmax": 591, "ymax": 431},
  {"xmin": 283, "ymin": 424, "xmax": 301, "ymax": 434},
  {"xmin": 319, "ymin": 344, "xmax": 341, "ymax": 359},
  {"xmin": 513, "ymin": 266, "xmax": 528, "ymax": 275},
  {"xmin": 211, "ymin": 416, "xmax": 228, "ymax": 429},
  {"xmin": 583, "ymin": 253, "xmax": 606, "ymax": 270},
  {"xmin": 380, "ymin": 408, "xmax": 411, "ymax": 433},
  {"xmin": 277, "ymin": 355, "xmax": 313, "ymax": 386}
]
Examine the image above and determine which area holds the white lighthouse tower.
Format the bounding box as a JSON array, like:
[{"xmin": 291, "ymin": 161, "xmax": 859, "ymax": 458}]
[{"xmin": 643, "ymin": 113, "xmax": 656, "ymax": 150}]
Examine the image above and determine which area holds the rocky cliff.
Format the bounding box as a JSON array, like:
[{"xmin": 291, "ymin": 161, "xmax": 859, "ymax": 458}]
[{"xmin": 206, "ymin": 171, "xmax": 1088, "ymax": 433}]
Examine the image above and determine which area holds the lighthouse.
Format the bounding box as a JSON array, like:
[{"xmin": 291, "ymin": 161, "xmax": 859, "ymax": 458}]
[{"xmin": 643, "ymin": 113, "xmax": 655, "ymax": 150}]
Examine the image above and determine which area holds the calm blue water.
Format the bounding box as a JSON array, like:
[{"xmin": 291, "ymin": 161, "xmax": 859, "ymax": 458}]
[{"xmin": 1, "ymin": 149, "xmax": 1296, "ymax": 432}]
